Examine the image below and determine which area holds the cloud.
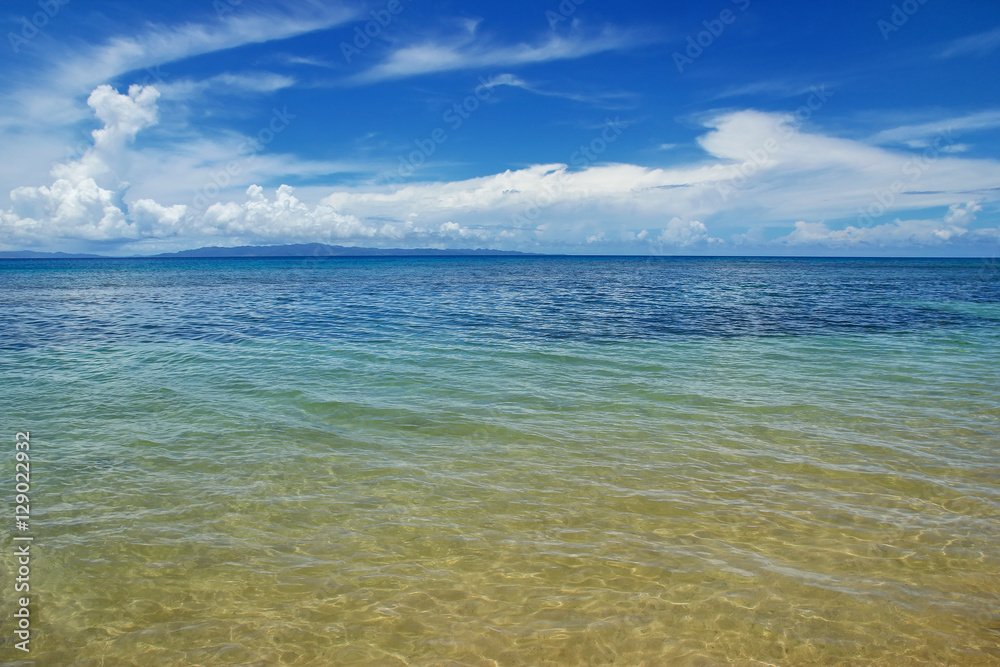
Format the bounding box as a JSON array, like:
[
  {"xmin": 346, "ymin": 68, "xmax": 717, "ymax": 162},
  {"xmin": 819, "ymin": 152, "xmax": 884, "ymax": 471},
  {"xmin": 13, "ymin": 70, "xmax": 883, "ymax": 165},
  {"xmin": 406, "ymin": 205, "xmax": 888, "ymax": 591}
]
[
  {"xmin": 6, "ymin": 177, "xmax": 130, "ymax": 242},
  {"xmin": 88, "ymin": 84, "xmax": 161, "ymax": 151},
  {"xmin": 130, "ymin": 198, "xmax": 187, "ymax": 236},
  {"xmin": 199, "ymin": 185, "xmax": 372, "ymax": 241},
  {"xmin": 776, "ymin": 201, "xmax": 989, "ymax": 247},
  {"xmin": 709, "ymin": 80, "xmax": 821, "ymax": 101},
  {"xmin": 0, "ymin": 84, "xmax": 480, "ymax": 249},
  {"xmin": 353, "ymin": 24, "xmax": 649, "ymax": 83},
  {"xmin": 27, "ymin": 84, "xmax": 162, "ymax": 197},
  {"xmin": 869, "ymin": 110, "xmax": 1000, "ymax": 147},
  {"xmin": 279, "ymin": 54, "xmax": 336, "ymax": 68},
  {"xmin": 2, "ymin": 85, "xmax": 170, "ymax": 244},
  {"xmin": 656, "ymin": 218, "xmax": 718, "ymax": 246},
  {"xmin": 55, "ymin": 4, "xmax": 356, "ymax": 92},
  {"xmin": 156, "ymin": 72, "xmax": 297, "ymax": 100},
  {"xmin": 937, "ymin": 26, "xmax": 1000, "ymax": 59},
  {"xmin": 3, "ymin": 95, "xmax": 1000, "ymax": 254},
  {"xmin": 943, "ymin": 200, "xmax": 982, "ymax": 226},
  {"xmin": 4, "ymin": 3, "xmax": 356, "ymax": 130},
  {"xmin": 482, "ymin": 73, "xmax": 636, "ymax": 108}
]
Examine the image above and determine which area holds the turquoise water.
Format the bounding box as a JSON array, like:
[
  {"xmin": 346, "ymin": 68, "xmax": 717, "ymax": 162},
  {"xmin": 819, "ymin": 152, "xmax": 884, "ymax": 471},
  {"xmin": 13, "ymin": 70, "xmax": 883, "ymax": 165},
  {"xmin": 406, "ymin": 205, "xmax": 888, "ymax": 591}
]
[{"xmin": 1, "ymin": 256, "xmax": 998, "ymax": 665}]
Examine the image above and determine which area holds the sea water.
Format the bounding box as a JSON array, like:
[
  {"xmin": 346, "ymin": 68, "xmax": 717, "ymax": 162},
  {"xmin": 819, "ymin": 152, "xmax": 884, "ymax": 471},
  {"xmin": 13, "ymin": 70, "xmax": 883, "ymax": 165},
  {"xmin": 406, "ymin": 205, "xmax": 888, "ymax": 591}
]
[{"xmin": 0, "ymin": 256, "xmax": 997, "ymax": 665}]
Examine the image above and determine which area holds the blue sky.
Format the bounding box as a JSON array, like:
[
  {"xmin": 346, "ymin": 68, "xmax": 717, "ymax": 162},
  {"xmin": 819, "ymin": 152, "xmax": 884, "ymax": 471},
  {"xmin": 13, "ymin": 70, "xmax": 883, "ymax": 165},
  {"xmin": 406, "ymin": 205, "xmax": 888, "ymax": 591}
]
[{"xmin": 1, "ymin": 0, "xmax": 999, "ymax": 255}]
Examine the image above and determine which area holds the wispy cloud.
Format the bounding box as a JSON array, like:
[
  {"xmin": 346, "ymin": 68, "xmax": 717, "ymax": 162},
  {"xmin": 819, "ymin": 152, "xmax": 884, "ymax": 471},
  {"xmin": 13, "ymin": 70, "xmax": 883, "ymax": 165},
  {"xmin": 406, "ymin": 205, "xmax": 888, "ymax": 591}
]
[
  {"xmin": 869, "ymin": 110, "xmax": 1000, "ymax": 147},
  {"xmin": 352, "ymin": 24, "xmax": 651, "ymax": 83},
  {"xmin": 937, "ymin": 26, "xmax": 1000, "ymax": 59},
  {"xmin": 278, "ymin": 54, "xmax": 337, "ymax": 68},
  {"xmin": 710, "ymin": 80, "xmax": 825, "ymax": 101},
  {"xmin": 483, "ymin": 73, "xmax": 636, "ymax": 109},
  {"xmin": 5, "ymin": 3, "xmax": 356, "ymax": 128},
  {"xmin": 157, "ymin": 72, "xmax": 297, "ymax": 100},
  {"xmin": 55, "ymin": 4, "xmax": 357, "ymax": 91}
]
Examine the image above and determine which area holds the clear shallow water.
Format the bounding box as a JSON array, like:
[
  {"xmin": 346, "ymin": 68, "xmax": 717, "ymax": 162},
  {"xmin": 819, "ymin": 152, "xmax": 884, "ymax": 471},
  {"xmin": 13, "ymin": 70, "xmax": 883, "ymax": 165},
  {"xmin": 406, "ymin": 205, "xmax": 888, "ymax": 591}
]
[{"xmin": 0, "ymin": 256, "xmax": 998, "ymax": 665}]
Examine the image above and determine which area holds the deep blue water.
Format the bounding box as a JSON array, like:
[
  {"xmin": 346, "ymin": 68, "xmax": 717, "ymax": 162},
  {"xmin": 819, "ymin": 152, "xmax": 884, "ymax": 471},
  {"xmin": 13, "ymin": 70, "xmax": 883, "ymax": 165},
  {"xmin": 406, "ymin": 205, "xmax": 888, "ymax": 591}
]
[{"xmin": 2, "ymin": 256, "xmax": 998, "ymax": 349}]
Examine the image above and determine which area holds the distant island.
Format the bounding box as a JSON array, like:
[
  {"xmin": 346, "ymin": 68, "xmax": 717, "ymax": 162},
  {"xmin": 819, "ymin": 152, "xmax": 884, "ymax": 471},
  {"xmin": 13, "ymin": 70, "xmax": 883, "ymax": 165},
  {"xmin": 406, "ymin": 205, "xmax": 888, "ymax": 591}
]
[
  {"xmin": 0, "ymin": 243, "xmax": 538, "ymax": 259},
  {"xmin": 0, "ymin": 250, "xmax": 106, "ymax": 259}
]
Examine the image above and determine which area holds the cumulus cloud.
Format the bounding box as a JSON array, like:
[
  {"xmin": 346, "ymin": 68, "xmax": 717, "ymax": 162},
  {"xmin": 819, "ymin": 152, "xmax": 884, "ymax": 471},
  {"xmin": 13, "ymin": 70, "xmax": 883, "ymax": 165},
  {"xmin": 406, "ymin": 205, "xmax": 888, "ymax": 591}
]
[
  {"xmin": 944, "ymin": 200, "xmax": 982, "ymax": 226},
  {"xmin": 776, "ymin": 201, "xmax": 986, "ymax": 247},
  {"xmin": 89, "ymin": 84, "xmax": 160, "ymax": 148},
  {"xmin": 0, "ymin": 83, "xmax": 523, "ymax": 250},
  {"xmin": 199, "ymin": 185, "xmax": 371, "ymax": 242},
  {"xmin": 656, "ymin": 218, "xmax": 718, "ymax": 246},
  {"xmin": 130, "ymin": 199, "xmax": 187, "ymax": 237},
  {"xmin": 0, "ymin": 84, "xmax": 295, "ymax": 250},
  {"xmin": 1, "ymin": 84, "xmax": 176, "ymax": 245},
  {"xmin": 3, "ymin": 94, "xmax": 1000, "ymax": 254},
  {"xmin": 6, "ymin": 178, "xmax": 129, "ymax": 242},
  {"xmin": 40, "ymin": 84, "xmax": 161, "ymax": 191}
]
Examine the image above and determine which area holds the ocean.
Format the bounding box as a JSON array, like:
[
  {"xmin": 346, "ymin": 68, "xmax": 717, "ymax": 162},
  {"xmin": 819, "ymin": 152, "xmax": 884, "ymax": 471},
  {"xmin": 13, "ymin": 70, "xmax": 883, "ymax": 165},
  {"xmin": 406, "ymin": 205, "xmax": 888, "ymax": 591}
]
[{"xmin": 1, "ymin": 256, "xmax": 998, "ymax": 665}]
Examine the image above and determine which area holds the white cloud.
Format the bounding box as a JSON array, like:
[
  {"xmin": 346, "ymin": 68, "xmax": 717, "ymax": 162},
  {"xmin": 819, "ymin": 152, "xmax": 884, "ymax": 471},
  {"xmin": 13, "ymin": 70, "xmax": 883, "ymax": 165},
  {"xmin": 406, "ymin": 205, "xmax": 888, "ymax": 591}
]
[
  {"xmin": 2, "ymin": 85, "xmax": 169, "ymax": 244},
  {"xmin": 937, "ymin": 26, "xmax": 1000, "ymax": 59},
  {"xmin": 776, "ymin": 201, "xmax": 990, "ymax": 247},
  {"xmin": 656, "ymin": 218, "xmax": 716, "ymax": 246},
  {"xmin": 156, "ymin": 72, "xmax": 297, "ymax": 100},
  {"xmin": 33, "ymin": 84, "xmax": 160, "ymax": 193},
  {"xmin": 130, "ymin": 199, "xmax": 188, "ymax": 237},
  {"xmin": 7, "ymin": 177, "xmax": 129, "ymax": 242},
  {"xmin": 869, "ymin": 111, "xmax": 1000, "ymax": 147},
  {"xmin": 481, "ymin": 72, "xmax": 636, "ymax": 108},
  {"xmin": 88, "ymin": 84, "xmax": 161, "ymax": 152},
  {"xmin": 943, "ymin": 200, "xmax": 982, "ymax": 227},
  {"xmin": 353, "ymin": 24, "xmax": 649, "ymax": 83},
  {"xmin": 3, "ymin": 3, "xmax": 356, "ymax": 131},
  {"xmin": 709, "ymin": 80, "xmax": 819, "ymax": 101},
  {"xmin": 200, "ymin": 185, "xmax": 371, "ymax": 241},
  {"xmin": 0, "ymin": 3, "xmax": 360, "ymax": 213},
  {"xmin": 3, "ymin": 94, "xmax": 1000, "ymax": 254},
  {"xmin": 54, "ymin": 5, "xmax": 356, "ymax": 94},
  {"xmin": 0, "ymin": 80, "xmax": 458, "ymax": 248}
]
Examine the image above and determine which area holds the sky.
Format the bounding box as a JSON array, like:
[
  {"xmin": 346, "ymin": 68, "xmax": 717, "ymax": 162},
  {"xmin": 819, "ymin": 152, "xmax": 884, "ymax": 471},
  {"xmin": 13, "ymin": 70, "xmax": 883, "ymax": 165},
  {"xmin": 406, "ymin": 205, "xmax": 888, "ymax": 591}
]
[{"xmin": 1, "ymin": 0, "xmax": 999, "ymax": 256}]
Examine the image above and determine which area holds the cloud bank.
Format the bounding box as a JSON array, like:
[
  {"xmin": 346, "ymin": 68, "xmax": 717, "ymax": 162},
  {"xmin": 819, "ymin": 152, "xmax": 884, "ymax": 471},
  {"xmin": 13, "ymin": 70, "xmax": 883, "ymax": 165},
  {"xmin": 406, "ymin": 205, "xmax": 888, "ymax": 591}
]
[{"xmin": 2, "ymin": 84, "xmax": 999, "ymax": 255}]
